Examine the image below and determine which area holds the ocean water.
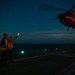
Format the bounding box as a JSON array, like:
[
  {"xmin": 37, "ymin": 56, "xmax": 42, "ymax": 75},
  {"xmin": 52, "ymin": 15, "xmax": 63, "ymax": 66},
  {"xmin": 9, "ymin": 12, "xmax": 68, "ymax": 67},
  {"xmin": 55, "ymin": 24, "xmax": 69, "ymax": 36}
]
[{"xmin": 13, "ymin": 44, "xmax": 75, "ymax": 53}]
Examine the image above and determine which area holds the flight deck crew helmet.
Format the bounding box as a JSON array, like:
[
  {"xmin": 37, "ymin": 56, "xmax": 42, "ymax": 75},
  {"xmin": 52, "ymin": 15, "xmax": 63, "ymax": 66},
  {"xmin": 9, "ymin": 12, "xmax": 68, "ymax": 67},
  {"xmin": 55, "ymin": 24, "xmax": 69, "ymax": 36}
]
[{"xmin": 3, "ymin": 33, "xmax": 8, "ymax": 37}]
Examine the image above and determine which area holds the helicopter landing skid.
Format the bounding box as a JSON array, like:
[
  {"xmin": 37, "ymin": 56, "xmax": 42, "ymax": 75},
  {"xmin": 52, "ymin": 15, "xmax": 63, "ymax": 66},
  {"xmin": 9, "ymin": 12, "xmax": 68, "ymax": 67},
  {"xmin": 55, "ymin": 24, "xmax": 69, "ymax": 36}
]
[
  {"xmin": 67, "ymin": 27, "xmax": 73, "ymax": 31},
  {"xmin": 67, "ymin": 27, "xmax": 69, "ymax": 31}
]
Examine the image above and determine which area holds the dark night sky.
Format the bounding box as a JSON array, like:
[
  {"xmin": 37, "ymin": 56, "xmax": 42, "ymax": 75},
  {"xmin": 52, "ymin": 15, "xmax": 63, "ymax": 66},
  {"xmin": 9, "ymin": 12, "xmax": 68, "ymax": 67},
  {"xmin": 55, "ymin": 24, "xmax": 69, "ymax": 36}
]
[{"xmin": 0, "ymin": 0, "xmax": 75, "ymax": 44}]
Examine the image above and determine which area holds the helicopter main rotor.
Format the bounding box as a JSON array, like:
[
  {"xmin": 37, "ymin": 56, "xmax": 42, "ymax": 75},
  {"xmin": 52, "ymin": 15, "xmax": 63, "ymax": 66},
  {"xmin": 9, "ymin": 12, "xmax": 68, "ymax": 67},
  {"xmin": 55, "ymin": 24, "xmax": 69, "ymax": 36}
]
[{"xmin": 39, "ymin": 3, "xmax": 75, "ymax": 12}]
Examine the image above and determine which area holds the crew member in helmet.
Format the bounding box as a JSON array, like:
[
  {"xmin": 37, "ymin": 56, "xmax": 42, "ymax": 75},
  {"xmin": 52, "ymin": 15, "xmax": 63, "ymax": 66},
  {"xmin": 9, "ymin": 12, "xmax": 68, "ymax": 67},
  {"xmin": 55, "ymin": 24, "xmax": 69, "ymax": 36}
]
[{"xmin": 0, "ymin": 33, "xmax": 9, "ymax": 66}]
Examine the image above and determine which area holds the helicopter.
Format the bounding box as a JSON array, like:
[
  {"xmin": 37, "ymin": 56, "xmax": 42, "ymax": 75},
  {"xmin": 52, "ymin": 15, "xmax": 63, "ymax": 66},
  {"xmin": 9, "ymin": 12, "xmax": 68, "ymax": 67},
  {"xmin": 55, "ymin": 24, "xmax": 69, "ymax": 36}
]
[{"xmin": 39, "ymin": 3, "xmax": 75, "ymax": 31}]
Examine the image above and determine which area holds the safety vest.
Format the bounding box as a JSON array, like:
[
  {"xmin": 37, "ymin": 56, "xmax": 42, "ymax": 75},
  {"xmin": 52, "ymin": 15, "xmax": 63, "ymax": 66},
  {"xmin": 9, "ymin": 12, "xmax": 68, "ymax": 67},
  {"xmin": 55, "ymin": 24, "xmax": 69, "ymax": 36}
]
[
  {"xmin": 8, "ymin": 41, "xmax": 13, "ymax": 50},
  {"xmin": 7, "ymin": 36, "xmax": 18, "ymax": 50}
]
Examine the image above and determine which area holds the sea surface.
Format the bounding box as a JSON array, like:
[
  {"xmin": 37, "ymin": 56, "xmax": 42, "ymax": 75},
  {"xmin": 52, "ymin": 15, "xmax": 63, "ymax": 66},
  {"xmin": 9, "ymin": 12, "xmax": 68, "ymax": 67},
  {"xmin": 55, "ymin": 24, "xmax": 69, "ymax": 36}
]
[{"xmin": 13, "ymin": 44, "xmax": 75, "ymax": 54}]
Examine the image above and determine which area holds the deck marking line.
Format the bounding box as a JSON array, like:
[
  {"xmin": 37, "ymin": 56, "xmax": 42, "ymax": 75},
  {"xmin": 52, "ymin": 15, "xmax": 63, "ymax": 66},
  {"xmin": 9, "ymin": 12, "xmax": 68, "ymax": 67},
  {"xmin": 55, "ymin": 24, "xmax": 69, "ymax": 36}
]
[{"xmin": 14, "ymin": 54, "xmax": 50, "ymax": 61}]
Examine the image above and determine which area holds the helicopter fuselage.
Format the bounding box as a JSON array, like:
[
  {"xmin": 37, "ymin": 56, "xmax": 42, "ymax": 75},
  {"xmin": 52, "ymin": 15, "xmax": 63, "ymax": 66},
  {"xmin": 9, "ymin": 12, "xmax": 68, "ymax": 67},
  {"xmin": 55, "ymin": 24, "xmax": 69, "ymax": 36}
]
[{"xmin": 58, "ymin": 12, "xmax": 75, "ymax": 29}]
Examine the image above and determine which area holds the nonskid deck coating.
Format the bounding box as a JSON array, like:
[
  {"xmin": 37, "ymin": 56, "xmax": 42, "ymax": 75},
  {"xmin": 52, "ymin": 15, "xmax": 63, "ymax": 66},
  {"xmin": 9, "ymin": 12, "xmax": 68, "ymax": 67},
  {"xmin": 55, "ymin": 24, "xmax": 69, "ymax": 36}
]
[{"xmin": 0, "ymin": 53, "xmax": 75, "ymax": 75}]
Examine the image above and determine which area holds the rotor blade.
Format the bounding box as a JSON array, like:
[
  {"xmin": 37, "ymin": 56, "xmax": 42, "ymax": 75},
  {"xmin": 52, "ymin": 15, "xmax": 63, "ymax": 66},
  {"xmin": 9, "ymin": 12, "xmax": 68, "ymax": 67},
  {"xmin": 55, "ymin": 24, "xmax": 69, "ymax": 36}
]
[
  {"xmin": 71, "ymin": 4, "xmax": 75, "ymax": 10},
  {"xmin": 70, "ymin": 4, "xmax": 75, "ymax": 12},
  {"xmin": 52, "ymin": 17, "xmax": 58, "ymax": 20},
  {"xmin": 39, "ymin": 3, "xmax": 67, "ymax": 11}
]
